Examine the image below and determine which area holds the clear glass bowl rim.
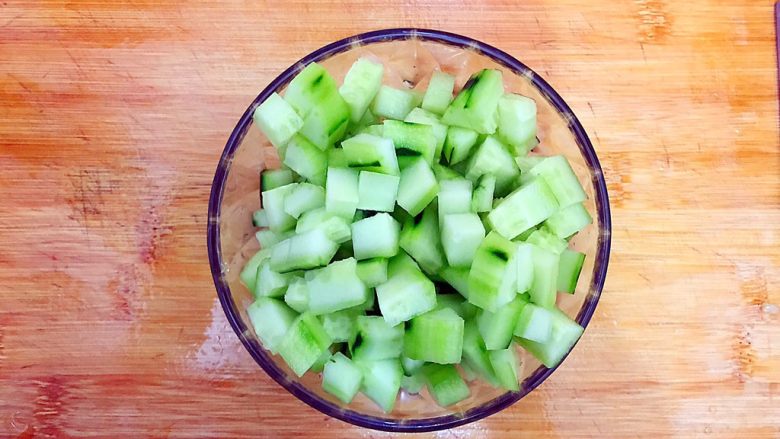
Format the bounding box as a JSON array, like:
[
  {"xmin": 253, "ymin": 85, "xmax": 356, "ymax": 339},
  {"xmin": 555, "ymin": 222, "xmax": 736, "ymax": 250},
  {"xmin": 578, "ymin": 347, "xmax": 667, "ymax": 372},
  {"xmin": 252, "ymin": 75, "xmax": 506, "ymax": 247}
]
[{"xmin": 207, "ymin": 28, "xmax": 612, "ymax": 432}]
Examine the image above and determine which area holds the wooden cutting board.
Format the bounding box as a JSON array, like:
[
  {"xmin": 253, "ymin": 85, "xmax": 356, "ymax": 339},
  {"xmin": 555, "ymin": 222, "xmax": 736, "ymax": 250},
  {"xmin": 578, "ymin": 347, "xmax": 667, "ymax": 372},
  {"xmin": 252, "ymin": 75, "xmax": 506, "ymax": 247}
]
[{"xmin": 1, "ymin": 1, "xmax": 778, "ymax": 437}]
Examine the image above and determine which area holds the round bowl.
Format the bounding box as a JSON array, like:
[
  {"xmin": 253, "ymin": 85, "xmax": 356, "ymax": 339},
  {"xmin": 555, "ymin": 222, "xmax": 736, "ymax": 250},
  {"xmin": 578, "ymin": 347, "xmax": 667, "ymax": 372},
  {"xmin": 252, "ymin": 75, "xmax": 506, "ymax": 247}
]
[{"xmin": 207, "ymin": 28, "xmax": 611, "ymax": 432}]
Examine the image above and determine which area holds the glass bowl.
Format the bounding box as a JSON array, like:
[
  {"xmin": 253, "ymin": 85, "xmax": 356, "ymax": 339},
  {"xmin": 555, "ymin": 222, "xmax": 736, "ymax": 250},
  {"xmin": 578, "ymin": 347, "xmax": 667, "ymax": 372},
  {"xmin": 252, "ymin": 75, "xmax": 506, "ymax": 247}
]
[{"xmin": 207, "ymin": 28, "xmax": 611, "ymax": 432}]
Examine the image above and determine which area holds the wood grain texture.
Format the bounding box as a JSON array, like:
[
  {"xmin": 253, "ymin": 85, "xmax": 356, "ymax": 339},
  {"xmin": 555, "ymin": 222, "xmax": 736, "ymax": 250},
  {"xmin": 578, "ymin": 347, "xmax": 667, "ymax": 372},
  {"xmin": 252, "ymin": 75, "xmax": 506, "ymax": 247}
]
[{"xmin": 1, "ymin": 0, "xmax": 778, "ymax": 437}]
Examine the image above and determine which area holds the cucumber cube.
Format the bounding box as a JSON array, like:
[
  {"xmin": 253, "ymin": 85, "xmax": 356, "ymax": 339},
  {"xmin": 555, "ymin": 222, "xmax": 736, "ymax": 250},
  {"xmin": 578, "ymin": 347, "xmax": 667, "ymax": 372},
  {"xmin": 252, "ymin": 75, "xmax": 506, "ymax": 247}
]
[
  {"xmin": 355, "ymin": 257, "xmax": 389, "ymax": 288},
  {"xmin": 299, "ymin": 86, "xmax": 350, "ymax": 150},
  {"xmin": 283, "ymin": 62, "xmax": 338, "ymax": 117},
  {"xmin": 375, "ymin": 267, "xmax": 437, "ymax": 326},
  {"xmin": 387, "ymin": 251, "xmax": 421, "ymax": 277},
  {"xmin": 515, "ymin": 155, "xmax": 545, "ymax": 173},
  {"xmin": 252, "ymin": 209, "xmax": 269, "ymax": 227},
  {"xmin": 397, "ymin": 158, "xmax": 439, "ymax": 217},
  {"xmin": 277, "ymin": 312, "xmax": 332, "ymax": 377},
  {"xmin": 323, "ymin": 352, "xmax": 363, "ymax": 403},
  {"xmin": 283, "ymin": 135, "xmax": 327, "ymax": 186},
  {"xmin": 432, "ymin": 163, "xmax": 463, "ymax": 181},
  {"xmin": 462, "ymin": 320, "xmax": 499, "ymax": 386},
  {"xmin": 515, "ymin": 242, "xmax": 534, "ymax": 293},
  {"xmin": 434, "ymin": 294, "xmax": 476, "ymax": 320},
  {"xmin": 253, "ymin": 92, "xmax": 303, "ymax": 148},
  {"xmin": 306, "ymin": 258, "xmax": 368, "ymax": 314},
  {"xmin": 422, "ymin": 364, "xmax": 470, "ymax": 407},
  {"xmin": 262, "ymin": 183, "xmax": 298, "ymax": 233},
  {"xmin": 262, "ymin": 168, "xmax": 295, "ymax": 191},
  {"xmin": 355, "ymin": 358, "xmax": 403, "ymax": 413},
  {"xmin": 269, "ymin": 228, "xmax": 339, "ymax": 273},
  {"xmin": 404, "ymin": 108, "xmax": 448, "ymax": 160},
  {"xmin": 403, "ymin": 308, "xmax": 464, "ymax": 364},
  {"xmin": 339, "ymin": 58, "xmax": 385, "ymax": 123},
  {"xmin": 295, "ymin": 207, "xmax": 351, "ymax": 243},
  {"xmin": 357, "ymin": 171, "xmax": 400, "ymax": 212},
  {"xmin": 471, "ymin": 174, "xmax": 496, "ymax": 213},
  {"xmin": 527, "ymin": 155, "xmax": 587, "ymax": 208},
  {"xmin": 516, "ymin": 307, "xmax": 584, "ymax": 368},
  {"xmin": 240, "ymin": 249, "xmax": 271, "ymax": 292},
  {"xmin": 401, "ymin": 356, "xmax": 425, "ymax": 375},
  {"xmin": 370, "ymin": 85, "xmax": 417, "ymax": 120},
  {"xmin": 283, "ymin": 183, "xmax": 325, "ymax": 218},
  {"xmin": 438, "ymin": 178, "xmax": 473, "ymax": 220},
  {"xmin": 422, "ymin": 71, "xmax": 456, "ymax": 115},
  {"xmin": 443, "ymin": 126, "xmax": 479, "ymax": 165},
  {"xmin": 557, "ymin": 249, "xmax": 586, "ymax": 294},
  {"xmin": 383, "ymin": 120, "xmax": 437, "ymax": 167},
  {"xmin": 352, "ymin": 315, "xmax": 404, "ymax": 361},
  {"xmin": 320, "ymin": 309, "xmax": 357, "ymax": 343},
  {"xmin": 488, "ymin": 347, "xmax": 520, "ymax": 391},
  {"xmin": 401, "ymin": 373, "xmax": 425, "ymax": 394},
  {"xmin": 247, "ymin": 297, "xmax": 297, "ymax": 354},
  {"xmin": 442, "ymin": 69, "xmax": 504, "ymax": 134},
  {"xmin": 526, "ymin": 228, "xmax": 568, "ymax": 254},
  {"xmin": 477, "ymin": 296, "xmax": 527, "ymax": 350},
  {"xmin": 325, "ymin": 167, "xmax": 359, "ymax": 219},
  {"xmin": 284, "ymin": 277, "xmax": 309, "ymax": 313},
  {"xmin": 465, "ymin": 136, "xmax": 519, "ymax": 196},
  {"xmin": 544, "ymin": 203, "xmax": 593, "ymax": 239},
  {"xmin": 529, "ymin": 244, "xmax": 559, "ymax": 308},
  {"xmin": 399, "ymin": 203, "xmax": 446, "ymax": 275},
  {"xmin": 487, "ymin": 178, "xmax": 559, "ymax": 240},
  {"xmin": 341, "ymin": 134, "xmax": 400, "ymax": 175},
  {"xmin": 439, "ymin": 266, "xmax": 470, "ymax": 299},
  {"xmin": 513, "ymin": 302, "xmax": 553, "ymax": 343},
  {"xmin": 441, "ymin": 213, "xmax": 486, "ymax": 268},
  {"xmin": 468, "ymin": 231, "xmax": 518, "ymax": 312},
  {"xmin": 254, "ymin": 261, "xmax": 291, "ymax": 298},
  {"xmin": 351, "ymin": 213, "xmax": 400, "ymax": 260},
  {"xmin": 497, "ymin": 94, "xmax": 537, "ymax": 155},
  {"xmin": 359, "ymin": 124, "xmax": 383, "ymax": 137}
]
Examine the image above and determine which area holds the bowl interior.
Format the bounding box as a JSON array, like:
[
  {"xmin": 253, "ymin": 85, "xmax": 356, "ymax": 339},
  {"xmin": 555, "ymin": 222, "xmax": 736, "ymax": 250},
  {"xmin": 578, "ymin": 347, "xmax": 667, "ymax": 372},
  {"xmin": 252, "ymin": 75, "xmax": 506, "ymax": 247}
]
[{"xmin": 209, "ymin": 30, "xmax": 610, "ymax": 431}]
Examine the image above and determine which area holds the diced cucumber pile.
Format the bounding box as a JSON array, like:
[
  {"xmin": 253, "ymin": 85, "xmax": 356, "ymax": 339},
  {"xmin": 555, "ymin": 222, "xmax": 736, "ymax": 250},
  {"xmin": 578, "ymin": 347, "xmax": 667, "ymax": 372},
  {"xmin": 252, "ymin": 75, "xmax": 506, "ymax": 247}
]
[{"xmin": 243, "ymin": 59, "xmax": 594, "ymax": 413}]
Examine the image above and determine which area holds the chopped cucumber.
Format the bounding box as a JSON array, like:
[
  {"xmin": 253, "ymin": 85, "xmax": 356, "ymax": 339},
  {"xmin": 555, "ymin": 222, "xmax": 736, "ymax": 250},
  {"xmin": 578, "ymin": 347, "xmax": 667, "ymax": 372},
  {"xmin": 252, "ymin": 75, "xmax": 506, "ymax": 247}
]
[
  {"xmin": 527, "ymin": 155, "xmax": 587, "ymax": 208},
  {"xmin": 254, "ymin": 261, "xmax": 291, "ymax": 298},
  {"xmin": 439, "ymin": 266, "xmax": 470, "ymax": 299},
  {"xmin": 383, "ymin": 120, "xmax": 437, "ymax": 167},
  {"xmin": 442, "ymin": 69, "xmax": 504, "ymax": 134},
  {"xmin": 351, "ymin": 213, "xmax": 400, "ymax": 260},
  {"xmin": 269, "ymin": 228, "xmax": 339, "ymax": 273},
  {"xmin": 557, "ymin": 249, "xmax": 585, "ymax": 294},
  {"xmin": 471, "ymin": 174, "xmax": 496, "ymax": 213},
  {"xmin": 468, "ymin": 231, "xmax": 518, "ymax": 312},
  {"xmin": 396, "ymin": 158, "xmax": 439, "ymax": 217},
  {"xmin": 515, "ymin": 242, "xmax": 534, "ymax": 293},
  {"xmin": 401, "ymin": 372, "xmax": 425, "ymax": 394},
  {"xmin": 341, "ymin": 133, "xmax": 400, "ymax": 175},
  {"xmin": 355, "ymin": 257, "xmax": 389, "ymax": 288},
  {"xmin": 516, "ymin": 308, "xmax": 584, "ymax": 368},
  {"xmin": 254, "ymin": 92, "xmax": 304, "ymax": 148},
  {"xmin": 488, "ymin": 346, "xmax": 520, "ymax": 391},
  {"xmin": 441, "ymin": 213, "xmax": 485, "ymax": 268},
  {"xmin": 529, "ymin": 244, "xmax": 559, "ymax": 308},
  {"xmin": 240, "ymin": 249, "xmax": 271, "ymax": 292},
  {"xmin": 401, "ymin": 356, "xmax": 425, "ymax": 375},
  {"xmin": 323, "ymin": 352, "xmax": 363, "ymax": 403},
  {"xmin": 339, "ymin": 58, "xmax": 384, "ymax": 123},
  {"xmin": 357, "ymin": 171, "xmax": 400, "ymax": 212},
  {"xmin": 306, "ymin": 258, "xmax": 368, "ymax": 314},
  {"xmin": 284, "ymin": 277, "xmax": 309, "ymax": 313},
  {"xmin": 295, "ymin": 208, "xmax": 352, "ymax": 243},
  {"xmin": 283, "ymin": 182, "xmax": 325, "ymax": 218},
  {"xmin": 405, "ymin": 107, "xmax": 448, "ymax": 162},
  {"xmin": 526, "ymin": 228, "xmax": 568, "ymax": 254},
  {"xmin": 247, "ymin": 298, "xmax": 297, "ymax": 354},
  {"xmin": 399, "ymin": 203, "xmax": 446, "ymax": 275},
  {"xmin": 277, "ymin": 312, "xmax": 332, "ymax": 377},
  {"xmin": 513, "ymin": 302, "xmax": 553, "ymax": 343},
  {"xmin": 262, "ymin": 183, "xmax": 298, "ymax": 233},
  {"xmin": 487, "ymin": 178, "xmax": 559, "ymax": 240},
  {"xmin": 352, "ymin": 315, "xmax": 404, "ymax": 361},
  {"xmin": 403, "ymin": 307, "xmax": 464, "ymax": 364},
  {"xmin": 387, "ymin": 251, "xmax": 421, "ymax": 277},
  {"xmin": 320, "ymin": 309, "xmax": 358, "ymax": 343},
  {"xmin": 283, "ymin": 135, "xmax": 327, "ymax": 186},
  {"xmin": 422, "ymin": 364, "xmax": 470, "ymax": 406},
  {"xmin": 252, "ymin": 209, "xmax": 269, "ymax": 228},
  {"xmin": 443, "ymin": 126, "xmax": 479, "ymax": 165},
  {"xmin": 422, "ymin": 71, "xmax": 456, "ymax": 115},
  {"xmin": 544, "ymin": 203, "xmax": 593, "ymax": 239},
  {"xmin": 356, "ymin": 358, "xmax": 402, "ymax": 413},
  {"xmin": 465, "ymin": 136, "xmax": 519, "ymax": 195},
  {"xmin": 497, "ymin": 94, "xmax": 537, "ymax": 156},
  {"xmin": 375, "ymin": 266, "xmax": 437, "ymax": 326},
  {"xmin": 462, "ymin": 320, "xmax": 499, "ymax": 386},
  {"xmin": 284, "ymin": 63, "xmax": 337, "ymax": 116},
  {"xmin": 477, "ymin": 295, "xmax": 527, "ymax": 350},
  {"xmin": 438, "ymin": 178, "xmax": 473, "ymax": 220},
  {"xmin": 371, "ymin": 85, "xmax": 417, "ymax": 120},
  {"xmin": 515, "ymin": 155, "xmax": 544, "ymax": 174},
  {"xmin": 325, "ymin": 167, "xmax": 360, "ymax": 219}
]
